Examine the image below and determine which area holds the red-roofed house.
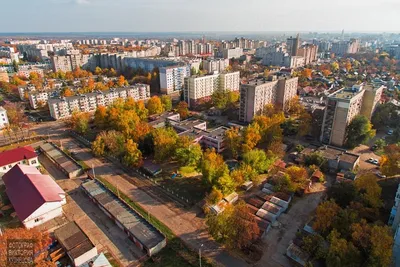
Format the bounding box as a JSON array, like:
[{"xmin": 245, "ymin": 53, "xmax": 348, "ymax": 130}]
[
  {"xmin": 0, "ymin": 146, "xmax": 39, "ymax": 175},
  {"xmin": 3, "ymin": 164, "xmax": 66, "ymax": 228}
]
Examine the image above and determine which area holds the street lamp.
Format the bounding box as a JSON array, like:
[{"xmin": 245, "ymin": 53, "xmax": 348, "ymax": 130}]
[{"xmin": 199, "ymin": 244, "xmax": 204, "ymax": 267}]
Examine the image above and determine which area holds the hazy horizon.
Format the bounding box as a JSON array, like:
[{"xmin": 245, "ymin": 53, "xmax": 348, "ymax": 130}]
[{"xmin": 1, "ymin": 0, "xmax": 400, "ymax": 33}]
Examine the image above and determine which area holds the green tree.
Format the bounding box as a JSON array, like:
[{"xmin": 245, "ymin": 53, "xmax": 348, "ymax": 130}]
[
  {"xmin": 327, "ymin": 229, "xmax": 361, "ymax": 267},
  {"xmin": 69, "ymin": 112, "xmax": 90, "ymax": 135},
  {"xmin": 345, "ymin": 115, "xmax": 376, "ymax": 149},
  {"xmin": 212, "ymin": 89, "xmax": 228, "ymax": 109},
  {"xmin": 374, "ymin": 138, "xmax": 386, "ymax": 150},
  {"xmin": 242, "ymin": 149, "xmax": 273, "ymax": 174},
  {"xmin": 147, "ymin": 96, "xmax": 164, "ymax": 115},
  {"xmin": 380, "ymin": 144, "xmax": 400, "ymax": 177},
  {"xmin": 175, "ymin": 138, "xmax": 202, "ymax": 167},
  {"xmin": 160, "ymin": 95, "xmax": 172, "ymax": 111},
  {"xmin": 122, "ymin": 139, "xmax": 143, "ymax": 167},
  {"xmin": 217, "ymin": 173, "xmax": 236, "ymax": 195}
]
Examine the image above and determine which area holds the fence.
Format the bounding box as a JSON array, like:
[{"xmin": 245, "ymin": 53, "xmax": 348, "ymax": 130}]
[{"xmin": 70, "ymin": 131, "xmax": 193, "ymax": 207}]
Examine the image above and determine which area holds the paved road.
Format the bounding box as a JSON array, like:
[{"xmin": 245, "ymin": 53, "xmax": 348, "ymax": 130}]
[
  {"xmin": 61, "ymin": 137, "xmax": 249, "ymax": 267},
  {"xmin": 39, "ymin": 154, "xmax": 144, "ymax": 266}
]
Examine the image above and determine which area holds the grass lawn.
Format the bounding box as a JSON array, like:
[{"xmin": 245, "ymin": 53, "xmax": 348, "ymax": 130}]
[{"xmin": 95, "ymin": 176, "xmax": 214, "ymax": 267}]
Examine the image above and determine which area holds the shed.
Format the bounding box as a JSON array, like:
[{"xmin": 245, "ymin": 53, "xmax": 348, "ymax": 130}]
[
  {"xmin": 247, "ymin": 197, "xmax": 264, "ymax": 208},
  {"xmin": 256, "ymin": 208, "xmax": 277, "ymax": 223},
  {"xmin": 261, "ymin": 201, "xmax": 283, "ymax": 216},
  {"xmin": 141, "ymin": 161, "xmax": 162, "ymax": 177},
  {"xmin": 286, "ymin": 242, "xmax": 310, "ymax": 266},
  {"xmin": 241, "ymin": 181, "xmax": 253, "ymax": 191},
  {"xmin": 223, "ymin": 192, "xmax": 238, "ymax": 204}
]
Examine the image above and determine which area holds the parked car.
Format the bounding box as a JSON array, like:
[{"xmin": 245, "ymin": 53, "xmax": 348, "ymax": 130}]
[
  {"xmin": 388, "ymin": 129, "xmax": 394, "ymax": 135},
  {"xmin": 372, "ymin": 159, "xmax": 379, "ymax": 165}
]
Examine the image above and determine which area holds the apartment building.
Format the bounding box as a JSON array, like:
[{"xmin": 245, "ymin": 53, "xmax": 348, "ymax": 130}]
[
  {"xmin": 51, "ymin": 54, "xmax": 94, "ymax": 72},
  {"xmin": 331, "ymin": 39, "xmax": 360, "ymax": 56},
  {"xmin": 159, "ymin": 65, "xmax": 190, "ymax": 94},
  {"xmin": 320, "ymin": 84, "xmax": 384, "ymax": 147},
  {"xmin": 0, "ymin": 71, "xmax": 9, "ymax": 83},
  {"xmin": 215, "ymin": 48, "xmax": 243, "ymax": 59},
  {"xmin": 184, "ymin": 71, "xmax": 240, "ymax": 108},
  {"xmin": 239, "ymin": 77, "xmax": 299, "ymax": 122},
  {"xmin": 203, "ymin": 59, "xmax": 230, "ymax": 74},
  {"xmin": 48, "ymin": 84, "xmax": 150, "ymax": 120},
  {"xmin": 262, "ymin": 51, "xmax": 305, "ymax": 69},
  {"xmin": 298, "ymin": 44, "xmax": 318, "ymax": 65},
  {"xmin": 29, "ymin": 92, "xmax": 49, "ymax": 109},
  {"xmin": 287, "ymin": 34, "xmax": 300, "ymax": 56}
]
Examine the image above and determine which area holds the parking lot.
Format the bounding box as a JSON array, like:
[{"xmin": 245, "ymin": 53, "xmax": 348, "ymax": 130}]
[
  {"xmin": 350, "ymin": 145, "xmax": 381, "ymax": 173},
  {"xmin": 39, "ymin": 153, "xmax": 146, "ymax": 266}
]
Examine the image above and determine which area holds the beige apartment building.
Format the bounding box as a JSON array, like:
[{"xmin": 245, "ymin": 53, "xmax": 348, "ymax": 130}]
[
  {"xmin": 48, "ymin": 84, "xmax": 150, "ymax": 120},
  {"xmin": 320, "ymin": 84, "xmax": 384, "ymax": 147},
  {"xmin": 184, "ymin": 71, "xmax": 240, "ymax": 108},
  {"xmin": 239, "ymin": 77, "xmax": 299, "ymax": 122}
]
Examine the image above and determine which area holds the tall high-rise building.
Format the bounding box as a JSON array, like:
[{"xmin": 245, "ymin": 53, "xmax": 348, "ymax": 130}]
[
  {"xmin": 320, "ymin": 84, "xmax": 384, "ymax": 147},
  {"xmin": 287, "ymin": 34, "xmax": 300, "ymax": 56},
  {"xmin": 239, "ymin": 77, "xmax": 299, "ymax": 122},
  {"xmin": 297, "ymin": 44, "xmax": 318, "ymax": 65}
]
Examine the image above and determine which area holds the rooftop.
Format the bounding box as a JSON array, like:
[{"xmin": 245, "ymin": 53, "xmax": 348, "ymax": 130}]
[
  {"xmin": 82, "ymin": 180, "xmax": 165, "ymax": 250},
  {"xmin": 40, "ymin": 143, "xmax": 82, "ymax": 174},
  {"xmin": 3, "ymin": 165, "xmax": 65, "ymax": 221},
  {"xmin": 0, "ymin": 146, "xmax": 37, "ymax": 167},
  {"xmin": 54, "ymin": 221, "xmax": 96, "ymax": 259}
]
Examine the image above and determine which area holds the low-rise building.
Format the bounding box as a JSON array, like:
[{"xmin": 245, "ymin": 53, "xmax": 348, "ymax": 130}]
[
  {"xmin": 48, "ymin": 84, "xmax": 150, "ymax": 120},
  {"xmin": 3, "ymin": 164, "xmax": 66, "ymax": 228},
  {"xmin": 0, "ymin": 146, "xmax": 39, "ymax": 175},
  {"xmin": 54, "ymin": 221, "xmax": 99, "ymax": 267},
  {"xmin": 29, "ymin": 91, "xmax": 49, "ymax": 109},
  {"xmin": 0, "ymin": 107, "xmax": 9, "ymax": 129}
]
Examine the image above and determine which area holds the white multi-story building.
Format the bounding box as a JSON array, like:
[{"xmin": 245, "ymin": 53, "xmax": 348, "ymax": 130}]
[
  {"xmin": 239, "ymin": 77, "xmax": 299, "ymax": 122},
  {"xmin": 29, "ymin": 92, "xmax": 49, "ymax": 109},
  {"xmin": 48, "ymin": 84, "xmax": 150, "ymax": 120},
  {"xmin": 159, "ymin": 65, "xmax": 190, "ymax": 95},
  {"xmin": 203, "ymin": 59, "xmax": 230, "ymax": 74},
  {"xmin": 184, "ymin": 71, "xmax": 240, "ymax": 108},
  {"xmin": 0, "ymin": 107, "xmax": 9, "ymax": 129}
]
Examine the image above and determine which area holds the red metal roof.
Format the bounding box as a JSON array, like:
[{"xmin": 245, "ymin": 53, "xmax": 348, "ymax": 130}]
[
  {"xmin": 3, "ymin": 165, "xmax": 65, "ymax": 222},
  {"xmin": 0, "ymin": 146, "xmax": 37, "ymax": 167}
]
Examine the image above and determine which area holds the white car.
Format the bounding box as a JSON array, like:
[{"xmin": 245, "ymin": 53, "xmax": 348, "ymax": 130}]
[
  {"xmin": 372, "ymin": 159, "xmax": 379, "ymax": 165},
  {"xmin": 388, "ymin": 130, "xmax": 394, "ymax": 135}
]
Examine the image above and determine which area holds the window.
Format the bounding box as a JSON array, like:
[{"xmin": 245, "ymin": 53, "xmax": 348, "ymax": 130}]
[
  {"xmin": 31, "ymin": 160, "xmax": 37, "ymax": 164},
  {"xmin": 8, "ymin": 165, "xmax": 12, "ymax": 168},
  {"xmin": 34, "ymin": 218, "xmax": 40, "ymax": 222},
  {"xmin": 3, "ymin": 167, "xmax": 6, "ymax": 170}
]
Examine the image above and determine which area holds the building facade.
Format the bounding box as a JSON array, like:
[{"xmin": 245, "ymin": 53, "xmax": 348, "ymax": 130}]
[
  {"xmin": 48, "ymin": 84, "xmax": 150, "ymax": 120},
  {"xmin": 184, "ymin": 71, "xmax": 240, "ymax": 108},
  {"xmin": 159, "ymin": 65, "xmax": 190, "ymax": 94},
  {"xmin": 320, "ymin": 84, "xmax": 384, "ymax": 147},
  {"xmin": 0, "ymin": 107, "xmax": 9, "ymax": 129},
  {"xmin": 203, "ymin": 59, "xmax": 230, "ymax": 74},
  {"xmin": 239, "ymin": 77, "xmax": 299, "ymax": 122}
]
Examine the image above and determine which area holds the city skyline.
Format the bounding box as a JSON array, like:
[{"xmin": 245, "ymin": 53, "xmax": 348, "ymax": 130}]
[{"xmin": 1, "ymin": 0, "xmax": 400, "ymax": 33}]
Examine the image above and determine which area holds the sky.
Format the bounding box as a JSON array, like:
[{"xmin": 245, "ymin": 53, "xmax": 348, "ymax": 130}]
[{"xmin": 1, "ymin": 0, "xmax": 400, "ymax": 33}]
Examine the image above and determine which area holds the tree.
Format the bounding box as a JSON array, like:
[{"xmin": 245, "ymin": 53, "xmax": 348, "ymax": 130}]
[
  {"xmin": 147, "ymin": 96, "xmax": 164, "ymax": 115},
  {"xmin": 97, "ymin": 130, "xmax": 126, "ymax": 157},
  {"xmin": 94, "ymin": 106, "xmax": 107, "ymax": 129},
  {"xmin": 117, "ymin": 75, "xmax": 128, "ymax": 87},
  {"xmin": 285, "ymin": 166, "xmax": 309, "ymax": 190},
  {"xmin": 380, "ymin": 144, "xmax": 400, "ymax": 177},
  {"xmin": 122, "ymin": 139, "xmax": 143, "ymax": 167},
  {"xmin": 69, "ymin": 112, "xmax": 90, "ymax": 135},
  {"xmin": 176, "ymin": 101, "xmax": 189, "ymax": 119},
  {"xmin": 345, "ymin": 61, "xmax": 352, "ymax": 72},
  {"xmin": 205, "ymin": 188, "xmax": 223, "ymax": 205},
  {"xmin": 61, "ymin": 87, "xmax": 74, "ymax": 97},
  {"xmin": 301, "ymin": 68, "xmax": 312, "ymax": 79},
  {"xmin": 327, "ymin": 182, "xmax": 356, "ymax": 208},
  {"xmin": 242, "ymin": 149, "xmax": 272, "ymax": 174},
  {"xmin": 0, "ymin": 227, "xmax": 53, "ymax": 266},
  {"xmin": 345, "ymin": 115, "xmax": 375, "ymax": 149},
  {"xmin": 242, "ymin": 123, "xmax": 261, "ymax": 152},
  {"xmin": 206, "ymin": 201, "xmax": 259, "ymax": 249},
  {"xmin": 331, "ymin": 62, "xmax": 339, "ymax": 72},
  {"xmin": 94, "ymin": 66, "xmax": 102, "ymax": 75},
  {"xmin": 313, "ymin": 200, "xmax": 341, "ymax": 234},
  {"xmin": 327, "ymin": 229, "xmax": 361, "ymax": 267},
  {"xmin": 224, "ymin": 127, "xmax": 242, "ymax": 159},
  {"xmin": 374, "ymin": 138, "xmax": 386, "ymax": 150},
  {"xmin": 4, "ymin": 102, "xmax": 26, "ymax": 127},
  {"xmin": 201, "ymin": 149, "xmax": 229, "ymax": 188},
  {"xmin": 217, "ymin": 173, "xmax": 236, "ymax": 195},
  {"xmin": 160, "ymin": 95, "xmax": 172, "ymax": 111},
  {"xmin": 354, "ymin": 173, "xmax": 382, "ymax": 208},
  {"xmin": 175, "ymin": 137, "xmax": 202, "ymax": 166},
  {"xmin": 152, "ymin": 127, "xmax": 178, "ymax": 161},
  {"xmin": 92, "ymin": 135, "xmax": 105, "ymax": 156},
  {"xmin": 212, "ymin": 89, "xmax": 228, "ymax": 109}
]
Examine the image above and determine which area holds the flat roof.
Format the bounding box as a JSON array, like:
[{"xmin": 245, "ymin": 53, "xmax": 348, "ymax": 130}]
[
  {"xmin": 40, "ymin": 143, "xmax": 81, "ymax": 174},
  {"xmin": 82, "ymin": 180, "xmax": 165, "ymax": 250}
]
